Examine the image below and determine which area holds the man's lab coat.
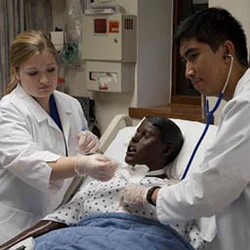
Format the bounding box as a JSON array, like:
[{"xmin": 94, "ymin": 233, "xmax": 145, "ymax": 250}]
[
  {"xmin": 0, "ymin": 84, "xmax": 87, "ymax": 242},
  {"xmin": 156, "ymin": 68, "xmax": 250, "ymax": 250}
]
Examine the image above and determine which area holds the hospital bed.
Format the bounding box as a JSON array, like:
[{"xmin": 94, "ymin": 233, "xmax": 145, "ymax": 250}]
[{"xmin": 7, "ymin": 114, "xmax": 219, "ymax": 250}]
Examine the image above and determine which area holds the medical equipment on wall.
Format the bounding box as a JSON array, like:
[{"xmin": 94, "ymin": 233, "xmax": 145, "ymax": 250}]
[
  {"xmin": 62, "ymin": 0, "xmax": 84, "ymax": 67},
  {"xmin": 82, "ymin": 12, "xmax": 136, "ymax": 92},
  {"xmin": 85, "ymin": 1, "xmax": 121, "ymax": 15},
  {"xmin": 50, "ymin": 30, "xmax": 64, "ymax": 53},
  {"xmin": 50, "ymin": 0, "xmax": 84, "ymax": 93},
  {"xmin": 73, "ymin": 96, "xmax": 101, "ymax": 138},
  {"xmin": 181, "ymin": 54, "xmax": 234, "ymax": 180}
]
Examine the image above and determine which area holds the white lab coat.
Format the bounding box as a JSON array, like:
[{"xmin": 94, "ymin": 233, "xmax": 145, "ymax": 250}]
[
  {"xmin": 0, "ymin": 84, "xmax": 88, "ymax": 243},
  {"xmin": 156, "ymin": 68, "xmax": 250, "ymax": 250}
]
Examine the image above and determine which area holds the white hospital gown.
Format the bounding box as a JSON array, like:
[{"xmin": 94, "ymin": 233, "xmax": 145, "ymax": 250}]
[{"xmin": 44, "ymin": 165, "xmax": 205, "ymax": 249}]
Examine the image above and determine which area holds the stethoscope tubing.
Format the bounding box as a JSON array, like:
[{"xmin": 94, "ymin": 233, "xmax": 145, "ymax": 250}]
[
  {"xmin": 181, "ymin": 55, "xmax": 234, "ymax": 180},
  {"xmin": 181, "ymin": 94, "xmax": 223, "ymax": 180}
]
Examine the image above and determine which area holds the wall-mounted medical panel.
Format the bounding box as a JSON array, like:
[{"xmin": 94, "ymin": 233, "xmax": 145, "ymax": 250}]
[
  {"xmin": 86, "ymin": 61, "xmax": 134, "ymax": 92},
  {"xmin": 82, "ymin": 13, "xmax": 136, "ymax": 62}
]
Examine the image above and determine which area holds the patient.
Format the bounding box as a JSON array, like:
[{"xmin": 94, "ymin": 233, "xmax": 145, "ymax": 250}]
[{"xmin": 0, "ymin": 116, "xmax": 206, "ymax": 250}]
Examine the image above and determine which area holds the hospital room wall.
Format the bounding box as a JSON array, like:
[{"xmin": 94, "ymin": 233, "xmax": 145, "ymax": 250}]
[
  {"xmin": 208, "ymin": 0, "xmax": 250, "ymax": 125},
  {"xmin": 51, "ymin": 0, "xmax": 172, "ymax": 134}
]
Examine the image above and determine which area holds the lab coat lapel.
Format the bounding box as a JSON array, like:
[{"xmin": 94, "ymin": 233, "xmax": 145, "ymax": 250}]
[
  {"xmin": 53, "ymin": 91, "xmax": 72, "ymax": 146},
  {"xmin": 15, "ymin": 84, "xmax": 62, "ymax": 132},
  {"xmin": 28, "ymin": 98, "xmax": 61, "ymax": 132}
]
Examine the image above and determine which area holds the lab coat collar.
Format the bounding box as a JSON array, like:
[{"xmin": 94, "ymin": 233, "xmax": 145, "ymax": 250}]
[
  {"xmin": 14, "ymin": 84, "xmax": 51, "ymax": 124},
  {"xmin": 233, "ymin": 68, "xmax": 250, "ymax": 97},
  {"xmin": 14, "ymin": 84, "xmax": 72, "ymax": 137}
]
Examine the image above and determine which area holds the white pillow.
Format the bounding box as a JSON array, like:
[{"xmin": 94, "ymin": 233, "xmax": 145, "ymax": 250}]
[
  {"xmin": 167, "ymin": 119, "xmax": 218, "ymax": 179},
  {"xmin": 104, "ymin": 119, "xmax": 218, "ymax": 179},
  {"xmin": 104, "ymin": 126, "xmax": 136, "ymax": 167}
]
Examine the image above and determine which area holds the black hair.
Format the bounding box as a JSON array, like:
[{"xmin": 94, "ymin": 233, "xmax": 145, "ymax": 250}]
[
  {"xmin": 174, "ymin": 7, "xmax": 248, "ymax": 67},
  {"xmin": 145, "ymin": 115, "xmax": 184, "ymax": 164}
]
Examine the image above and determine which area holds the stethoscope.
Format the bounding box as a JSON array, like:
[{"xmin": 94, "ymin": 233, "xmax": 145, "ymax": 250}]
[{"xmin": 181, "ymin": 54, "xmax": 234, "ymax": 180}]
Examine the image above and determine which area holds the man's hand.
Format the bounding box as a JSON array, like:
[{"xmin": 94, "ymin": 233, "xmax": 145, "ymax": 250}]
[{"xmin": 119, "ymin": 183, "xmax": 150, "ymax": 210}]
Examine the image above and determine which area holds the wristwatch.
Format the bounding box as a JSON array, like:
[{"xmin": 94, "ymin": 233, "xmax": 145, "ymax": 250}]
[{"xmin": 146, "ymin": 186, "xmax": 160, "ymax": 206}]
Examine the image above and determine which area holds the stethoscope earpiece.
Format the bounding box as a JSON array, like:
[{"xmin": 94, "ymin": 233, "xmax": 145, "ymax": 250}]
[{"xmin": 223, "ymin": 53, "xmax": 232, "ymax": 59}]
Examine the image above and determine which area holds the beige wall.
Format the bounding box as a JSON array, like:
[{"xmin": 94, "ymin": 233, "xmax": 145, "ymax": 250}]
[
  {"xmin": 52, "ymin": 0, "xmax": 173, "ymax": 134},
  {"xmin": 208, "ymin": 0, "xmax": 250, "ymax": 125},
  {"xmin": 52, "ymin": 0, "xmax": 250, "ymax": 130}
]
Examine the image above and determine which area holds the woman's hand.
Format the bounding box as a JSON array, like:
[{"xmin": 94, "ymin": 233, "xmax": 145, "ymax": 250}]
[{"xmin": 77, "ymin": 130, "xmax": 100, "ymax": 154}]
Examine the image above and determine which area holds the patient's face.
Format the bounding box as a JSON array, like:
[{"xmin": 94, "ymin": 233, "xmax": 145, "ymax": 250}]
[{"xmin": 125, "ymin": 119, "xmax": 168, "ymax": 171}]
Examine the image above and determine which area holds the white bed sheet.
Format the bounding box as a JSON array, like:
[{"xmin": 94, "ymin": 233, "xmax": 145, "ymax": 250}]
[
  {"xmin": 9, "ymin": 114, "xmax": 221, "ymax": 250},
  {"xmin": 103, "ymin": 115, "xmax": 220, "ymax": 250}
]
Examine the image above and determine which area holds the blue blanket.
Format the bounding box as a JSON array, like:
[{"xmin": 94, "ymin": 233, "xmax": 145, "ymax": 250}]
[{"xmin": 35, "ymin": 213, "xmax": 195, "ymax": 250}]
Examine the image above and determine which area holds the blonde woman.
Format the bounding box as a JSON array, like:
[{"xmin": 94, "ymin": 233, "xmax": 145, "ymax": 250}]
[{"xmin": 0, "ymin": 30, "xmax": 117, "ymax": 242}]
